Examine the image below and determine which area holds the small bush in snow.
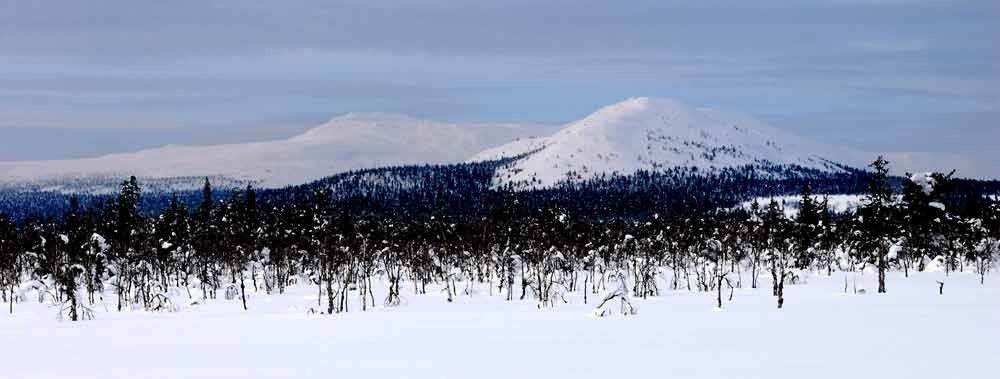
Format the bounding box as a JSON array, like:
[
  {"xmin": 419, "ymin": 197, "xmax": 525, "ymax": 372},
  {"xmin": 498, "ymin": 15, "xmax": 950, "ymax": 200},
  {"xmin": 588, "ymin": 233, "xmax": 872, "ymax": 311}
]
[{"xmin": 592, "ymin": 271, "xmax": 637, "ymax": 317}]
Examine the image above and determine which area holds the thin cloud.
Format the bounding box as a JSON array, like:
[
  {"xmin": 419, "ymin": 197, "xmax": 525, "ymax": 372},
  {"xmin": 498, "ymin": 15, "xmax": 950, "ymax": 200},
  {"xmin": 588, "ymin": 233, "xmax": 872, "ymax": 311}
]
[{"xmin": 0, "ymin": 0, "xmax": 996, "ymax": 177}]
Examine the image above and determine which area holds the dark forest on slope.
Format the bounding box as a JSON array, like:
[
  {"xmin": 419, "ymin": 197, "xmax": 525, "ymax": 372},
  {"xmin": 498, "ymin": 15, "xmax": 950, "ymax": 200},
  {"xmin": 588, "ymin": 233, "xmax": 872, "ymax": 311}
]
[{"xmin": 2, "ymin": 155, "xmax": 999, "ymax": 224}]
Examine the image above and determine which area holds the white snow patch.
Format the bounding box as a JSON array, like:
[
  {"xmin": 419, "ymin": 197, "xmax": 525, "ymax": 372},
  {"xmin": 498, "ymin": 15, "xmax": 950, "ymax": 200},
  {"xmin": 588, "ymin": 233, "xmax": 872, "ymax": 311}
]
[
  {"xmin": 738, "ymin": 194, "xmax": 864, "ymax": 216},
  {"xmin": 910, "ymin": 172, "xmax": 936, "ymax": 195}
]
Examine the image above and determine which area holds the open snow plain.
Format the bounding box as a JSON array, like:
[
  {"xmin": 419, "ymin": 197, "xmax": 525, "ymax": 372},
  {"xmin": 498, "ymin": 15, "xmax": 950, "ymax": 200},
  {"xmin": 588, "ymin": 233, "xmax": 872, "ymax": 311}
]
[{"xmin": 3, "ymin": 271, "xmax": 997, "ymax": 379}]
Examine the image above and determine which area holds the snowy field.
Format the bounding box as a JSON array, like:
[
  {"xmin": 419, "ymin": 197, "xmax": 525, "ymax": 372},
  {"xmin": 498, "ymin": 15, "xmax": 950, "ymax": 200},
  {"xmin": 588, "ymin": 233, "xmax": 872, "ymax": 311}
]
[{"xmin": 3, "ymin": 271, "xmax": 997, "ymax": 379}]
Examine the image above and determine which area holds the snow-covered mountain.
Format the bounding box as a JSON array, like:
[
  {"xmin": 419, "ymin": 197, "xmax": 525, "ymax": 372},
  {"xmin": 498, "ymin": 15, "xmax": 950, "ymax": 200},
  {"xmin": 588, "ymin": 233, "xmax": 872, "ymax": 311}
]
[
  {"xmin": 0, "ymin": 113, "xmax": 556, "ymax": 193},
  {"xmin": 470, "ymin": 97, "xmax": 865, "ymax": 188},
  {"xmin": 1, "ymin": 97, "xmax": 875, "ymax": 195}
]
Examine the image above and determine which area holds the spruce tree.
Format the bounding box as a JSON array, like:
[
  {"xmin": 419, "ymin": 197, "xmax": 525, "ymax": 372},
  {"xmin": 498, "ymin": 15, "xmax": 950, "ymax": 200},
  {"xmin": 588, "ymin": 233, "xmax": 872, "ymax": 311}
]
[
  {"xmin": 795, "ymin": 184, "xmax": 821, "ymax": 268},
  {"xmin": 0, "ymin": 213, "xmax": 18, "ymax": 314},
  {"xmin": 900, "ymin": 171, "xmax": 953, "ymax": 275},
  {"xmin": 61, "ymin": 195, "xmax": 89, "ymax": 320},
  {"xmin": 976, "ymin": 199, "xmax": 1000, "ymax": 284},
  {"xmin": 193, "ymin": 178, "xmax": 217, "ymax": 299},
  {"xmin": 859, "ymin": 156, "xmax": 896, "ymax": 293},
  {"xmin": 155, "ymin": 194, "xmax": 191, "ymax": 292},
  {"xmin": 762, "ymin": 200, "xmax": 795, "ymax": 308},
  {"xmin": 112, "ymin": 176, "xmax": 142, "ymax": 311}
]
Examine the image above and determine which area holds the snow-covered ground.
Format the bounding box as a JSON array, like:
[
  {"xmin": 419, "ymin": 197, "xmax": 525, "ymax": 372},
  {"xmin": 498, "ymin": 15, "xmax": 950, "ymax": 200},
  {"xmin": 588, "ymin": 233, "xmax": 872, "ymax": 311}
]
[
  {"xmin": 738, "ymin": 194, "xmax": 866, "ymax": 216},
  {"xmin": 3, "ymin": 271, "xmax": 996, "ymax": 379}
]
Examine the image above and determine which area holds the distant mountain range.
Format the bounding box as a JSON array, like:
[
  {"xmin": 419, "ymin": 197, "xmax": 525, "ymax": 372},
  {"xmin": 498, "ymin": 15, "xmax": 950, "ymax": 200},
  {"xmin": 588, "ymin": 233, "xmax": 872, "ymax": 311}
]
[
  {"xmin": 0, "ymin": 113, "xmax": 556, "ymax": 193},
  {"xmin": 0, "ymin": 97, "xmax": 927, "ymax": 194}
]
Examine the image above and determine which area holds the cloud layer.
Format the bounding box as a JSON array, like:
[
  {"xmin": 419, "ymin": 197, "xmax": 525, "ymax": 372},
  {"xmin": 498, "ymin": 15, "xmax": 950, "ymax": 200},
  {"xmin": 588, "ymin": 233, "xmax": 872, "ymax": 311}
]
[{"xmin": 1, "ymin": 0, "xmax": 997, "ymax": 177}]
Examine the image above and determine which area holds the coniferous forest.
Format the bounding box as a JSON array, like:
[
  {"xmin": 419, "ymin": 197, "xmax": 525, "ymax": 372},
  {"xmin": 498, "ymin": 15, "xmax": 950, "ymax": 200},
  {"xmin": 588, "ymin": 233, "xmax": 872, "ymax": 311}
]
[{"xmin": 1, "ymin": 156, "xmax": 998, "ymax": 320}]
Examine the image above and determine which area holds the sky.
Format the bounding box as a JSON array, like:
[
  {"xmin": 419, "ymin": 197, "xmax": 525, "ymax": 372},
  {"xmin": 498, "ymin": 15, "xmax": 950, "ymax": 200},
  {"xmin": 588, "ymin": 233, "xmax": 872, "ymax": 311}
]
[{"xmin": 1, "ymin": 0, "xmax": 997, "ymax": 177}]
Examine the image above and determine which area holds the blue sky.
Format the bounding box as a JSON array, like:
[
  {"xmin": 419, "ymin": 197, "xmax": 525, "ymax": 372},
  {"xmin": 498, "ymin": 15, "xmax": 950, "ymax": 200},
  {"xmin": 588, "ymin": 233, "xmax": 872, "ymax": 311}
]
[{"xmin": 1, "ymin": 1, "xmax": 997, "ymax": 176}]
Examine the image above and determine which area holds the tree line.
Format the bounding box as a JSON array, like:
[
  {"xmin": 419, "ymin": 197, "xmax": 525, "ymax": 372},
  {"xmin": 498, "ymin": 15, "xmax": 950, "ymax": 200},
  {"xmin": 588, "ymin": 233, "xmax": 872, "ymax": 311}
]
[{"xmin": 0, "ymin": 157, "xmax": 997, "ymax": 320}]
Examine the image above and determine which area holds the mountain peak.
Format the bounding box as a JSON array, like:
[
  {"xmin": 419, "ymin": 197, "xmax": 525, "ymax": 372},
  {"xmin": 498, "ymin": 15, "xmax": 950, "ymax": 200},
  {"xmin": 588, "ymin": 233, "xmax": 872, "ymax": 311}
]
[
  {"xmin": 593, "ymin": 97, "xmax": 691, "ymax": 116},
  {"xmin": 618, "ymin": 96, "xmax": 686, "ymax": 108},
  {"xmin": 477, "ymin": 97, "xmax": 856, "ymax": 188},
  {"xmin": 289, "ymin": 112, "xmax": 428, "ymax": 143},
  {"xmin": 572, "ymin": 97, "xmax": 698, "ymax": 131},
  {"xmin": 332, "ymin": 112, "xmax": 422, "ymax": 122}
]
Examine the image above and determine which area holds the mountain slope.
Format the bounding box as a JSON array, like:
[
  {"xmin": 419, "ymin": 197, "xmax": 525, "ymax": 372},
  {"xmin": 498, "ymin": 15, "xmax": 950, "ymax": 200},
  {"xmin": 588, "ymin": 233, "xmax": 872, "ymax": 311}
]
[
  {"xmin": 471, "ymin": 97, "xmax": 865, "ymax": 188},
  {"xmin": 0, "ymin": 113, "xmax": 555, "ymax": 192}
]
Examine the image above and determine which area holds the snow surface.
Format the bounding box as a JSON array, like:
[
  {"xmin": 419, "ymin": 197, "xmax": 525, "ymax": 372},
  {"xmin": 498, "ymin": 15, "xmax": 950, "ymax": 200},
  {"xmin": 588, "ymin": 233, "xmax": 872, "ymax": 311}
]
[
  {"xmin": 0, "ymin": 113, "xmax": 556, "ymax": 192},
  {"xmin": 739, "ymin": 194, "xmax": 866, "ymax": 216},
  {"xmin": 3, "ymin": 271, "xmax": 996, "ymax": 379},
  {"xmin": 470, "ymin": 135, "xmax": 550, "ymax": 162},
  {"xmin": 910, "ymin": 172, "xmax": 937, "ymax": 195},
  {"xmin": 473, "ymin": 97, "xmax": 867, "ymax": 188}
]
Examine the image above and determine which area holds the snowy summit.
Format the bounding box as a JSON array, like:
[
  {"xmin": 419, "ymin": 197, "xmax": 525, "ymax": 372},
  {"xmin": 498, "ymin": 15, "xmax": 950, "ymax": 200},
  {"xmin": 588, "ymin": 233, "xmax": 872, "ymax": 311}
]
[{"xmin": 472, "ymin": 97, "xmax": 860, "ymax": 188}]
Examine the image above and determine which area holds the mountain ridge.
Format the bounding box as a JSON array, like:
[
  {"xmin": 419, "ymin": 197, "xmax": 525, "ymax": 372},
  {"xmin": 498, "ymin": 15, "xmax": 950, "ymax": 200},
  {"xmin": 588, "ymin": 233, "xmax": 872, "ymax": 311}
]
[
  {"xmin": 0, "ymin": 113, "xmax": 556, "ymax": 193},
  {"xmin": 0, "ymin": 97, "xmax": 910, "ymax": 194}
]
